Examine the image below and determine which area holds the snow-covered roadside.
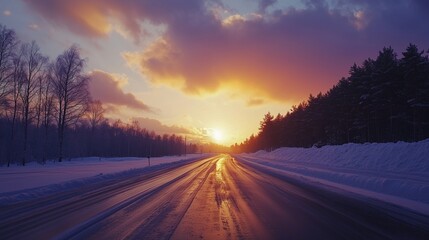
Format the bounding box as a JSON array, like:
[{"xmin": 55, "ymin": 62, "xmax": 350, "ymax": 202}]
[
  {"xmin": 236, "ymin": 139, "xmax": 429, "ymax": 214},
  {"xmin": 0, "ymin": 154, "xmax": 212, "ymax": 202}
]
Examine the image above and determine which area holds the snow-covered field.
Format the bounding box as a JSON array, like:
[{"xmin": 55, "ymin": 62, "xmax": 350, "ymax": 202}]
[
  {"xmin": 236, "ymin": 139, "xmax": 429, "ymax": 214},
  {"xmin": 0, "ymin": 154, "xmax": 212, "ymax": 201}
]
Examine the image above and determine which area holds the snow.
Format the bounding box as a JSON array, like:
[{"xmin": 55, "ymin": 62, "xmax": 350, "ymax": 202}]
[
  {"xmin": 0, "ymin": 154, "xmax": 212, "ymax": 202},
  {"xmin": 236, "ymin": 139, "xmax": 429, "ymax": 214}
]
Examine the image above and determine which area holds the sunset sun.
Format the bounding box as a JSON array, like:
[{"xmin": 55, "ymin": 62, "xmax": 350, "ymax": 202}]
[{"xmin": 212, "ymin": 129, "xmax": 224, "ymax": 143}]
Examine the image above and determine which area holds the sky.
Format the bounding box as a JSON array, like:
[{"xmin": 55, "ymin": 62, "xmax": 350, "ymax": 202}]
[{"xmin": 1, "ymin": 0, "xmax": 428, "ymax": 145}]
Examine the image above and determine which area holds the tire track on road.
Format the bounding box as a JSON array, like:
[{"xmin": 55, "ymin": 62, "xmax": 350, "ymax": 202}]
[{"xmin": 69, "ymin": 156, "xmax": 219, "ymax": 240}]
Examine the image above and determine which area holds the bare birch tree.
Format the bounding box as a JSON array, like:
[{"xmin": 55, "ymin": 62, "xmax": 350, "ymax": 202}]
[
  {"xmin": 20, "ymin": 41, "xmax": 48, "ymax": 165},
  {"xmin": 0, "ymin": 24, "xmax": 18, "ymax": 110},
  {"xmin": 52, "ymin": 45, "xmax": 90, "ymax": 162},
  {"xmin": 85, "ymin": 100, "xmax": 105, "ymax": 155},
  {"xmin": 40, "ymin": 64, "xmax": 56, "ymax": 163},
  {"xmin": 86, "ymin": 100, "xmax": 105, "ymax": 132},
  {"xmin": 6, "ymin": 46, "xmax": 25, "ymax": 166}
]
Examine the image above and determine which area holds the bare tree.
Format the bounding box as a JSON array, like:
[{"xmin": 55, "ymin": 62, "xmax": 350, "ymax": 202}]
[
  {"xmin": 0, "ymin": 24, "xmax": 18, "ymax": 110},
  {"xmin": 86, "ymin": 100, "xmax": 105, "ymax": 132},
  {"xmin": 84, "ymin": 100, "xmax": 105, "ymax": 156},
  {"xmin": 40, "ymin": 64, "xmax": 56, "ymax": 163},
  {"xmin": 52, "ymin": 45, "xmax": 90, "ymax": 162},
  {"xmin": 20, "ymin": 41, "xmax": 48, "ymax": 165},
  {"xmin": 34, "ymin": 72, "xmax": 47, "ymax": 128},
  {"xmin": 6, "ymin": 46, "xmax": 25, "ymax": 166}
]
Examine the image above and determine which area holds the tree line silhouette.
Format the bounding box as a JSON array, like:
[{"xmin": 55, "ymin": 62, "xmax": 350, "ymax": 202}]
[
  {"xmin": 232, "ymin": 44, "xmax": 429, "ymax": 153},
  {"xmin": 0, "ymin": 24, "xmax": 205, "ymax": 166}
]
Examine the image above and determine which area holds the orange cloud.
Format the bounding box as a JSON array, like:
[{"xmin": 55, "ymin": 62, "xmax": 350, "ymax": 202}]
[
  {"xmin": 123, "ymin": 16, "xmax": 352, "ymax": 102},
  {"xmin": 132, "ymin": 117, "xmax": 190, "ymax": 135},
  {"xmin": 23, "ymin": 1, "xmax": 111, "ymax": 38},
  {"xmin": 247, "ymin": 98, "xmax": 265, "ymax": 107},
  {"xmin": 23, "ymin": 0, "xmax": 206, "ymax": 41},
  {"xmin": 89, "ymin": 70, "xmax": 153, "ymax": 112}
]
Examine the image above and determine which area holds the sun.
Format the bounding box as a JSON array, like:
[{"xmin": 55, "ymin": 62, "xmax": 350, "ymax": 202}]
[{"xmin": 212, "ymin": 129, "xmax": 224, "ymax": 143}]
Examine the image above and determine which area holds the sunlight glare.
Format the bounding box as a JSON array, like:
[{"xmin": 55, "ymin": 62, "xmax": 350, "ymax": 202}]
[{"xmin": 212, "ymin": 129, "xmax": 224, "ymax": 143}]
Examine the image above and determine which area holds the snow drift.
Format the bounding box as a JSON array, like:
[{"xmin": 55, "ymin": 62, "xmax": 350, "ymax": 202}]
[{"xmin": 237, "ymin": 139, "xmax": 429, "ymax": 212}]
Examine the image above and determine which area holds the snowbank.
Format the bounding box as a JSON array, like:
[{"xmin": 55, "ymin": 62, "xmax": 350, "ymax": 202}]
[{"xmin": 237, "ymin": 140, "xmax": 429, "ymax": 213}]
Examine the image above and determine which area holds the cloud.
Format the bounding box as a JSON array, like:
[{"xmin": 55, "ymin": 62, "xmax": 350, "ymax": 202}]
[
  {"xmin": 259, "ymin": 0, "xmax": 277, "ymax": 12},
  {"xmin": 3, "ymin": 10, "xmax": 11, "ymax": 16},
  {"xmin": 132, "ymin": 118, "xmax": 220, "ymax": 143},
  {"xmin": 88, "ymin": 70, "xmax": 153, "ymax": 112},
  {"xmin": 190, "ymin": 127, "xmax": 218, "ymax": 144},
  {"xmin": 25, "ymin": 0, "xmax": 429, "ymax": 102},
  {"xmin": 247, "ymin": 98, "xmax": 265, "ymax": 107},
  {"xmin": 132, "ymin": 117, "xmax": 190, "ymax": 135},
  {"xmin": 122, "ymin": 0, "xmax": 429, "ymax": 102},
  {"xmin": 22, "ymin": 0, "xmax": 207, "ymax": 41},
  {"xmin": 28, "ymin": 24, "xmax": 39, "ymax": 30},
  {"xmin": 122, "ymin": 7, "xmax": 362, "ymax": 101},
  {"xmin": 22, "ymin": 1, "xmax": 111, "ymax": 38}
]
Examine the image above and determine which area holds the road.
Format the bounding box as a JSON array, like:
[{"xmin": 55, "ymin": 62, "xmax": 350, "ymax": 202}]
[{"xmin": 1, "ymin": 154, "xmax": 428, "ymax": 239}]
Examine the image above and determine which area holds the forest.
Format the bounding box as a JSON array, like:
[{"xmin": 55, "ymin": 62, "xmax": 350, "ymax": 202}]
[
  {"xmin": 233, "ymin": 44, "xmax": 429, "ymax": 153},
  {"xmin": 0, "ymin": 24, "xmax": 205, "ymax": 166}
]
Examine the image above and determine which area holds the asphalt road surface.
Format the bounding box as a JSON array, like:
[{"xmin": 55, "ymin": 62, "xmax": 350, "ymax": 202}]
[{"xmin": 1, "ymin": 154, "xmax": 428, "ymax": 239}]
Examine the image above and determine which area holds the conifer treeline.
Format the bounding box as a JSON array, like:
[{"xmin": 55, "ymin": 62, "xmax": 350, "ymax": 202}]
[{"xmin": 233, "ymin": 44, "xmax": 429, "ymax": 153}]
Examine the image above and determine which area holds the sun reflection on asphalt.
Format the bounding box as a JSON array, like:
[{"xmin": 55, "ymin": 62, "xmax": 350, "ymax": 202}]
[
  {"xmin": 215, "ymin": 156, "xmax": 231, "ymax": 208},
  {"xmin": 216, "ymin": 157, "xmax": 225, "ymax": 184}
]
